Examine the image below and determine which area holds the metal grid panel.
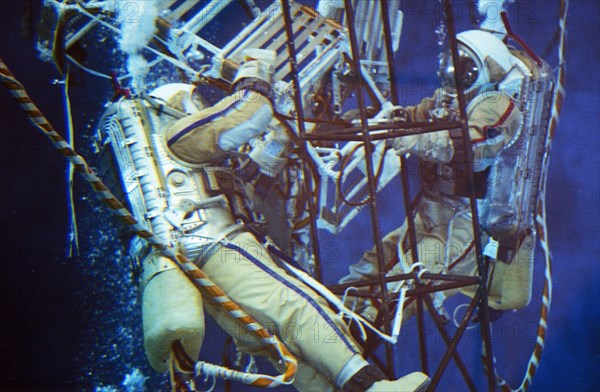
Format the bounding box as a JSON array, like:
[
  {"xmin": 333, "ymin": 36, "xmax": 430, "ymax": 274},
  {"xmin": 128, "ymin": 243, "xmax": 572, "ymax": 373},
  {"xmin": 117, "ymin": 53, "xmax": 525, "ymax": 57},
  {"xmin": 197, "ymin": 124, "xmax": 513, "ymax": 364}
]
[
  {"xmin": 219, "ymin": 3, "xmax": 342, "ymax": 82},
  {"xmin": 278, "ymin": 0, "xmax": 497, "ymax": 389}
]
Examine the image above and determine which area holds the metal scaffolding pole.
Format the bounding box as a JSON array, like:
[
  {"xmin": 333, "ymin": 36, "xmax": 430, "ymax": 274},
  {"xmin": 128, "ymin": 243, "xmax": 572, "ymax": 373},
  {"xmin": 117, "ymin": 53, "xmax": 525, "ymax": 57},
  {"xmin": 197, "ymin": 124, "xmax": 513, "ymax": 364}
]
[
  {"xmin": 280, "ymin": 0, "xmax": 324, "ymax": 282},
  {"xmin": 342, "ymin": 0, "xmax": 395, "ymax": 377},
  {"xmin": 276, "ymin": 1, "xmax": 499, "ymax": 388},
  {"xmin": 443, "ymin": 1, "xmax": 496, "ymax": 390},
  {"xmin": 378, "ymin": 0, "xmax": 431, "ymax": 375}
]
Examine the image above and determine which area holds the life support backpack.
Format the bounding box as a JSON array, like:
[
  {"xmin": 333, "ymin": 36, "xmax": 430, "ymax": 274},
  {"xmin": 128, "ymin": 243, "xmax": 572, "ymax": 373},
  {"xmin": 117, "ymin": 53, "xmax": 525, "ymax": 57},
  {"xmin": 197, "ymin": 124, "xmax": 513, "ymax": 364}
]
[
  {"xmin": 94, "ymin": 84, "xmax": 249, "ymax": 265},
  {"xmin": 480, "ymin": 51, "xmax": 555, "ymax": 263}
]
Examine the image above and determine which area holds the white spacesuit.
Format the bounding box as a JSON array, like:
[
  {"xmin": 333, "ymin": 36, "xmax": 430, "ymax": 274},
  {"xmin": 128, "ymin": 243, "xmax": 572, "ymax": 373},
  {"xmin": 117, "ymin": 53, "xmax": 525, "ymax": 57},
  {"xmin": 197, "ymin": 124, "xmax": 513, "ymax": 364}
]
[
  {"xmin": 154, "ymin": 49, "xmax": 429, "ymax": 391},
  {"xmin": 341, "ymin": 30, "xmax": 544, "ymax": 320}
]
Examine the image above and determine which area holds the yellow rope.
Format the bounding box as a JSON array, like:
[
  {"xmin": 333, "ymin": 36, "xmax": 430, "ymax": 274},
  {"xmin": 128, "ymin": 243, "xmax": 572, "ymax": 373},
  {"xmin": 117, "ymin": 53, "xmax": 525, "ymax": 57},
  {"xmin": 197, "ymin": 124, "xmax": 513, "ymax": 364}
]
[{"xmin": 0, "ymin": 58, "xmax": 296, "ymax": 389}]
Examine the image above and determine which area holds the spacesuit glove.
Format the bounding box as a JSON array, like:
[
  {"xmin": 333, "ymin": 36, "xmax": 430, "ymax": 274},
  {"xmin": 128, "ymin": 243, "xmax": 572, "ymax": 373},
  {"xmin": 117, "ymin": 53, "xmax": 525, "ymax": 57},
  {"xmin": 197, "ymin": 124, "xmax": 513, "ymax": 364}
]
[
  {"xmin": 391, "ymin": 134, "xmax": 420, "ymax": 155},
  {"xmin": 392, "ymin": 131, "xmax": 454, "ymax": 163},
  {"xmin": 234, "ymin": 49, "xmax": 276, "ymax": 86},
  {"xmin": 248, "ymin": 131, "xmax": 291, "ymax": 177}
]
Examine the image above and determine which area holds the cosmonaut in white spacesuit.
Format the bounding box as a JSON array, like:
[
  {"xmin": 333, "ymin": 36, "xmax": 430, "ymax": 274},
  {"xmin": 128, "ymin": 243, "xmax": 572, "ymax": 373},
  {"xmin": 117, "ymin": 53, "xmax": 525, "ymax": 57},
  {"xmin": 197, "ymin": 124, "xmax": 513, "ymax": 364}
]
[
  {"xmin": 340, "ymin": 29, "xmax": 542, "ymax": 321},
  {"xmin": 153, "ymin": 49, "xmax": 430, "ymax": 391}
]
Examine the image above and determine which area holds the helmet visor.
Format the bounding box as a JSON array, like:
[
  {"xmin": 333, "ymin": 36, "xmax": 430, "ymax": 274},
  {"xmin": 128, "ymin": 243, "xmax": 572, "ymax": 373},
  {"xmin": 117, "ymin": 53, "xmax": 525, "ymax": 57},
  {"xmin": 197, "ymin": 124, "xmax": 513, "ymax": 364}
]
[{"xmin": 438, "ymin": 47, "xmax": 479, "ymax": 91}]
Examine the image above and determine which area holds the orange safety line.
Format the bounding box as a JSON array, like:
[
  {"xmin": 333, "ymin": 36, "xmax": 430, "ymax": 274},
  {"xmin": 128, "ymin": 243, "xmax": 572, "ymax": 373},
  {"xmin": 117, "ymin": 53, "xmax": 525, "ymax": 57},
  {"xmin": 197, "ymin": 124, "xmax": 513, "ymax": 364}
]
[
  {"xmin": 0, "ymin": 57, "xmax": 296, "ymax": 388},
  {"xmin": 484, "ymin": 1, "xmax": 568, "ymax": 390}
]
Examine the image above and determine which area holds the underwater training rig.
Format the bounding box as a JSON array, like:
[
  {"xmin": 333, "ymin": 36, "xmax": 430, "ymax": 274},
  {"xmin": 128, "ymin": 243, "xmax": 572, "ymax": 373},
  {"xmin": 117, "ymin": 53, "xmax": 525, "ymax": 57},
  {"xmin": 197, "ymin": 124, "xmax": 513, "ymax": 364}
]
[{"xmin": 0, "ymin": 0, "xmax": 570, "ymax": 390}]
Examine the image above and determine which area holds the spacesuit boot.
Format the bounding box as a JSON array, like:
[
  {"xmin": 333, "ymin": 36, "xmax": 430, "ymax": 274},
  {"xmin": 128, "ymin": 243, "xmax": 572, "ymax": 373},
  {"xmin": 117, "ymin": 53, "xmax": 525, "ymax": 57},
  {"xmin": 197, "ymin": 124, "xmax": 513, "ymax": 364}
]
[
  {"xmin": 367, "ymin": 372, "xmax": 431, "ymax": 392},
  {"xmin": 341, "ymin": 364, "xmax": 430, "ymax": 392}
]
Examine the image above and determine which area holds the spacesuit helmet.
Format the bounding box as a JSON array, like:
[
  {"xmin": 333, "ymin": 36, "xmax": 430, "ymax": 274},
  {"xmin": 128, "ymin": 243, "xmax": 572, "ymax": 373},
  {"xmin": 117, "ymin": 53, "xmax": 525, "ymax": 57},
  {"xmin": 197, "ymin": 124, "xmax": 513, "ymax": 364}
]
[{"xmin": 438, "ymin": 30, "xmax": 513, "ymax": 96}]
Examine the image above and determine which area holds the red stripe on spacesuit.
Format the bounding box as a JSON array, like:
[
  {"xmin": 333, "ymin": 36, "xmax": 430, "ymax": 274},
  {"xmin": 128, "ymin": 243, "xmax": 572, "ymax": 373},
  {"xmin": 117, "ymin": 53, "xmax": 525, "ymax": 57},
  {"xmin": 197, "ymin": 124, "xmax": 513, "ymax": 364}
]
[
  {"xmin": 492, "ymin": 100, "xmax": 516, "ymax": 128},
  {"xmin": 477, "ymin": 100, "xmax": 517, "ymax": 144}
]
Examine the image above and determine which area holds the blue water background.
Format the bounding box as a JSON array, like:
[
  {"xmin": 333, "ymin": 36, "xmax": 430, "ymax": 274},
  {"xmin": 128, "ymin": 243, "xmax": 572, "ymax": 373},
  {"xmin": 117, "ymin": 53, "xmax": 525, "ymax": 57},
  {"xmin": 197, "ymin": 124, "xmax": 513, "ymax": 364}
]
[{"xmin": 0, "ymin": 1, "xmax": 598, "ymax": 391}]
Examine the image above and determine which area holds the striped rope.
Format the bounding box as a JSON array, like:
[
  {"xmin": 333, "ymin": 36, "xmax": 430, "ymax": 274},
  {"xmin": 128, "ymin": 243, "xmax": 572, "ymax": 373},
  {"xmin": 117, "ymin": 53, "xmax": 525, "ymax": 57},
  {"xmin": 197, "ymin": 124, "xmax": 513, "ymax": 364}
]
[
  {"xmin": 485, "ymin": 1, "xmax": 568, "ymax": 391},
  {"xmin": 0, "ymin": 58, "xmax": 296, "ymax": 388}
]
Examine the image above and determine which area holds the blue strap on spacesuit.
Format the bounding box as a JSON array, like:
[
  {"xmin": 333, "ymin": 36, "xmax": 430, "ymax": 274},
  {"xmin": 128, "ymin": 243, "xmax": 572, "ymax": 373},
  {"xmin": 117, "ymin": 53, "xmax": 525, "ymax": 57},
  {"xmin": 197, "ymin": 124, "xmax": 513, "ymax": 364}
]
[
  {"xmin": 234, "ymin": 77, "xmax": 275, "ymax": 104},
  {"xmin": 166, "ymin": 91, "xmax": 251, "ymax": 147},
  {"xmin": 266, "ymin": 244, "xmax": 314, "ymax": 282},
  {"xmin": 222, "ymin": 242, "xmax": 359, "ymax": 353}
]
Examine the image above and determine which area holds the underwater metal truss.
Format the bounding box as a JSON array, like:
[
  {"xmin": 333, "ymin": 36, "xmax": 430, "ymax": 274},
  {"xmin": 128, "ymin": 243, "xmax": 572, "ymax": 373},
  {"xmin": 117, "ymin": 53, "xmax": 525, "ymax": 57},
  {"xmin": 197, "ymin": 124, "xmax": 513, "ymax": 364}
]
[{"xmin": 33, "ymin": 0, "xmax": 569, "ymax": 391}]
